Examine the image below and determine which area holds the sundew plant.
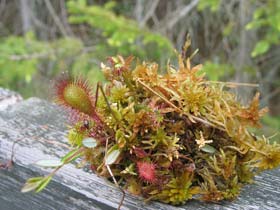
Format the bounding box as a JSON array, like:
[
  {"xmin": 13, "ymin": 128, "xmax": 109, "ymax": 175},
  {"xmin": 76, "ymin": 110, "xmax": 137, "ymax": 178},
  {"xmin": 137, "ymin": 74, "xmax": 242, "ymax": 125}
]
[{"xmin": 22, "ymin": 41, "xmax": 280, "ymax": 208}]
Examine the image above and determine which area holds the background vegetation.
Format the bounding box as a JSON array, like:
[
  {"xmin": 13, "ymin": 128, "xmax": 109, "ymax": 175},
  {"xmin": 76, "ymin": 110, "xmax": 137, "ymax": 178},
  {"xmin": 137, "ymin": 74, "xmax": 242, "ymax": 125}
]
[{"xmin": 0, "ymin": 0, "xmax": 279, "ymax": 134}]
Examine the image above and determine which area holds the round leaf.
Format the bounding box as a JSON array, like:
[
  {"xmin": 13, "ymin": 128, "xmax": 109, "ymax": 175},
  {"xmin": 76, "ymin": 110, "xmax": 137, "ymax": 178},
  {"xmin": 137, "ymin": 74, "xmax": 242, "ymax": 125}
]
[
  {"xmin": 34, "ymin": 159, "xmax": 63, "ymax": 168},
  {"xmin": 82, "ymin": 137, "xmax": 98, "ymax": 148},
  {"xmin": 35, "ymin": 176, "xmax": 52, "ymax": 193},
  {"xmin": 21, "ymin": 182, "xmax": 41, "ymax": 193},
  {"xmin": 105, "ymin": 146, "xmax": 121, "ymax": 165},
  {"xmin": 201, "ymin": 145, "xmax": 216, "ymax": 154}
]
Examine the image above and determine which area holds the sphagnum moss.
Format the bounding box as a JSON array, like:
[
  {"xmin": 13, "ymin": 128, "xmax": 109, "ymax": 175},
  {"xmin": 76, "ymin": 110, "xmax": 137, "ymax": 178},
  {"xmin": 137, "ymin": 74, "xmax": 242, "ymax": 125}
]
[{"xmin": 23, "ymin": 45, "xmax": 280, "ymax": 207}]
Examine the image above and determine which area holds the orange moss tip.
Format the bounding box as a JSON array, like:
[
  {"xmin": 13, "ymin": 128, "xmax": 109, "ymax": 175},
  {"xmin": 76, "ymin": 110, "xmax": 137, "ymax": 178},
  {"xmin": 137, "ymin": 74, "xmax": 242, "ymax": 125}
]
[
  {"xmin": 137, "ymin": 161, "xmax": 157, "ymax": 183},
  {"xmin": 107, "ymin": 55, "xmax": 134, "ymax": 68},
  {"xmin": 54, "ymin": 75, "xmax": 95, "ymax": 116},
  {"xmin": 103, "ymin": 56, "xmax": 134, "ymax": 79}
]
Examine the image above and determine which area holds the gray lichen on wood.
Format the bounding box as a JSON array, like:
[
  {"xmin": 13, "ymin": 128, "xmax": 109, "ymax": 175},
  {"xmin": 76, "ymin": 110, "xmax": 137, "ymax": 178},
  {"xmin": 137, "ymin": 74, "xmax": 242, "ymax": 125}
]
[
  {"xmin": 0, "ymin": 88, "xmax": 23, "ymax": 111},
  {"xmin": 0, "ymin": 97, "xmax": 279, "ymax": 210}
]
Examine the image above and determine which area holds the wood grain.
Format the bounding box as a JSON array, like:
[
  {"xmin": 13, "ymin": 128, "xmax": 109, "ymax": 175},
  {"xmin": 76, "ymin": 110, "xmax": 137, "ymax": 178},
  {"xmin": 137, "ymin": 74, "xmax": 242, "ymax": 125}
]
[
  {"xmin": 0, "ymin": 87, "xmax": 22, "ymax": 111},
  {"xmin": 0, "ymin": 98, "xmax": 279, "ymax": 210}
]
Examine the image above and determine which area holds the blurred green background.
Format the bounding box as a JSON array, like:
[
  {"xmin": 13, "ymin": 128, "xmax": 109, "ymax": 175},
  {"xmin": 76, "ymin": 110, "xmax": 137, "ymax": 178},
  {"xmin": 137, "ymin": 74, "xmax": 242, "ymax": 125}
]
[{"xmin": 0, "ymin": 0, "xmax": 279, "ymax": 136}]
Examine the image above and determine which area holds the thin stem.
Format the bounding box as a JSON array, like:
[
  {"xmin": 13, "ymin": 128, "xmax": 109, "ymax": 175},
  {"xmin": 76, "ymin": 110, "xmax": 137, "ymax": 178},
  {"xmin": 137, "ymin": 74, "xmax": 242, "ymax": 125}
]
[
  {"xmin": 50, "ymin": 147, "xmax": 85, "ymax": 176},
  {"xmin": 97, "ymin": 82, "xmax": 120, "ymax": 123},
  {"xmin": 94, "ymin": 83, "xmax": 100, "ymax": 108},
  {"xmin": 137, "ymin": 79, "xmax": 180, "ymax": 112},
  {"xmin": 104, "ymin": 137, "xmax": 125, "ymax": 210},
  {"xmin": 137, "ymin": 78, "xmax": 225, "ymax": 131},
  {"xmin": 205, "ymin": 81, "xmax": 259, "ymax": 87}
]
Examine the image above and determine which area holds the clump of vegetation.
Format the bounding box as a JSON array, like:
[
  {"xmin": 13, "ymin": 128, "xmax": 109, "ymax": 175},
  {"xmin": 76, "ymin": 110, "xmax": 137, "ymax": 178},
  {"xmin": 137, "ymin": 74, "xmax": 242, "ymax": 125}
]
[{"xmin": 22, "ymin": 41, "xmax": 280, "ymax": 207}]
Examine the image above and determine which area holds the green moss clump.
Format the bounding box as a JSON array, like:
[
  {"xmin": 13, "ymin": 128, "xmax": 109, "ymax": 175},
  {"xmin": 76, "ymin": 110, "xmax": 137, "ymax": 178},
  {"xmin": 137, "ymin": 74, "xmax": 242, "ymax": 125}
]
[{"xmin": 24, "ymin": 44, "xmax": 280, "ymax": 205}]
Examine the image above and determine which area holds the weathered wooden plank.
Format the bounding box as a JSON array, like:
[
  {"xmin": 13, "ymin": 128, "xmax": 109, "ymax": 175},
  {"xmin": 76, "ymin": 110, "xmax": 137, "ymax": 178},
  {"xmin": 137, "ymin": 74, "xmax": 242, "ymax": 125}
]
[
  {"xmin": 0, "ymin": 97, "xmax": 279, "ymax": 210},
  {"xmin": 0, "ymin": 165, "xmax": 112, "ymax": 210},
  {"xmin": 0, "ymin": 87, "xmax": 22, "ymax": 111}
]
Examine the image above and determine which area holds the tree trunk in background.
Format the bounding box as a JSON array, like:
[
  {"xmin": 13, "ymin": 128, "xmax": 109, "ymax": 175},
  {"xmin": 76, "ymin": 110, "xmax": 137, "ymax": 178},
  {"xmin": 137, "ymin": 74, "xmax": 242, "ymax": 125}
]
[
  {"xmin": 19, "ymin": 0, "xmax": 33, "ymax": 34},
  {"xmin": 135, "ymin": 0, "xmax": 144, "ymax": 25},
  {"xmin": 235, "ymin": 0, "xmax": 254, "ymax": 102}
]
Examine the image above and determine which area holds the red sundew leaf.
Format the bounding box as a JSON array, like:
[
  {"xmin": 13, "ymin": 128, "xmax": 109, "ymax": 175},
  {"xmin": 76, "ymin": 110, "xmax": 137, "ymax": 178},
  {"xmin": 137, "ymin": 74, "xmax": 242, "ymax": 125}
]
[
  {"xmin": 137, "ymin": 161, "xmax": 157, "ymax": 183},
  {"xmin": 54, "ymin": 75, "xmax": 95, "ymax": 116}
]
